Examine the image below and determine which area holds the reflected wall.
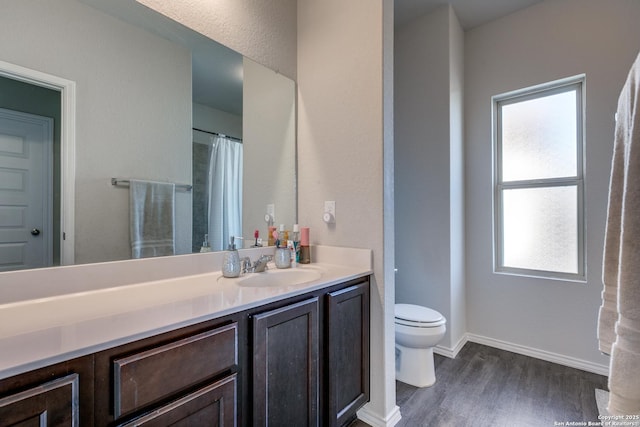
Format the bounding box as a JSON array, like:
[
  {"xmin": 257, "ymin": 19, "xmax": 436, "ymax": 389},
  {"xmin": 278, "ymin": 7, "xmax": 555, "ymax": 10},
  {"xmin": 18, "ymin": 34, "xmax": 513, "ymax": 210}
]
[
  {"xmin": 0, "ymin": 0, "xmax": 192, "ymax": 265},
  {"xmin": 0, "ymin": 0, "xmax": 297, "ymax": 268}
]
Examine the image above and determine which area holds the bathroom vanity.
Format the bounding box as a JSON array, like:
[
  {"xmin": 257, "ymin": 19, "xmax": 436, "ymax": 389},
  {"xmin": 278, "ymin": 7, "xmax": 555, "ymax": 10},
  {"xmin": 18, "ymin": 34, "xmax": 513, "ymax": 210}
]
[{"xmin": 0, "ymin": 246, "xmax": 371, "ymax": 426}]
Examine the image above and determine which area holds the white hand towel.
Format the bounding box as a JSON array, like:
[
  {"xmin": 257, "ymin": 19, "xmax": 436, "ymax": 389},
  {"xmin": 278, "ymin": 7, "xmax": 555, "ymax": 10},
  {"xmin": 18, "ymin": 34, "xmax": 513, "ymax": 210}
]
[
  {"xmin": 129, "ymin": 180, "xmax": 175, "ymax": 259},
  {"xmin": 599, "ymin": 50, "xmax": 640, "ymax": 416}
]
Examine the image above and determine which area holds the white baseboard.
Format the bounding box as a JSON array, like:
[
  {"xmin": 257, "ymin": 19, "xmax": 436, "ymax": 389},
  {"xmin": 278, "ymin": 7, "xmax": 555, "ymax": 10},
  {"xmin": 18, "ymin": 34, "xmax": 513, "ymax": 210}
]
[
  {"xmin": 357, "ymin": 404, "xmax": 402, "ymax": 427},
  {"xmin": 429, "ymin": 333, "xmax": 609, "ymax": 376},
  {"xmin": 434, "ymin": 334, "xmax": 469, "ymax": 359},
  {"xmin": 466, "ymin": 333, "xmax": 610, "ymax": 376}
]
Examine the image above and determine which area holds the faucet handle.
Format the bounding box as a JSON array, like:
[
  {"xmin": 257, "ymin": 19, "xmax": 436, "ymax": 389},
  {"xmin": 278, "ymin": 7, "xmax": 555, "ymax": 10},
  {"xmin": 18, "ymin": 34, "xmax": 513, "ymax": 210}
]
[
  {"xmin": 252, "ymin": 255, "xmax": 272, "ymax": 272},
  {"xmin": 261, "ymin": 255, "xmax": 273, "ymax": 270},
  {"xmin": 240, "ymin": 257, "xmax": 252, "ymax": 273}
]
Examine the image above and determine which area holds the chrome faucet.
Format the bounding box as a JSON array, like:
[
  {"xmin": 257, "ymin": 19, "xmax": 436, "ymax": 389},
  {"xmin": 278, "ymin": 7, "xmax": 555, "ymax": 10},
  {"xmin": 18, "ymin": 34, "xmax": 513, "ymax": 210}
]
[
  {"xmin": 241, "ymin": 255, "xmax": 273, "ymax": 274},
  {"xmin": 253, "ymin": 255, "xmax": 272, "ymax": 272}
]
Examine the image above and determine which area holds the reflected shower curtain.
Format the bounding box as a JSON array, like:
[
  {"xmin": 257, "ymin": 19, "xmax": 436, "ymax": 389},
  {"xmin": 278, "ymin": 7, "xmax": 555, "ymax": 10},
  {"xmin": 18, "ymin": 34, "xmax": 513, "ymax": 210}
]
[{"xmin": 207, "ymin": 135, "xmax": 243, "ymax": 251}]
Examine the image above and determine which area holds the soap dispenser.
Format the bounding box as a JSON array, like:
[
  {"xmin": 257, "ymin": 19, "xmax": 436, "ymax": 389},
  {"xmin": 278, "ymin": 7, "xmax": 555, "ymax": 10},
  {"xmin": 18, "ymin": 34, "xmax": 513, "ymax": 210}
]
[{"xmin": 222, "ymin": 236, "xmax": 241, "ymax": 278}]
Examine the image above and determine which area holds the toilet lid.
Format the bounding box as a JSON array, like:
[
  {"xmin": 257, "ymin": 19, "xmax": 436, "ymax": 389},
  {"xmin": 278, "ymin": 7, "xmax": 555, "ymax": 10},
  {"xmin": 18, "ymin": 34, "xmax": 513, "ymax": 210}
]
[{"xmin": 395, "ymin": 304, "xmax": 444, "ymax": 324}]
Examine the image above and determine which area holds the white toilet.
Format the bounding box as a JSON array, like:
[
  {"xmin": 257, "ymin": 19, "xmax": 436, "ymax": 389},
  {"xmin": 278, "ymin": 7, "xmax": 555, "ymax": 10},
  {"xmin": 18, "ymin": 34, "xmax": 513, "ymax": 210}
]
[{"xmin": 395, "ymin": 303, "xmax": 446, "ymax": 388}]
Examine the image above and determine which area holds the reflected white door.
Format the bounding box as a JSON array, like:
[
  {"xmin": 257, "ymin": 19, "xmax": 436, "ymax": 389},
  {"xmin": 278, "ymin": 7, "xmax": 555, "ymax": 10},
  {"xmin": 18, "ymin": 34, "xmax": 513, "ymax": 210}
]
[{"xmin": 0, "ymin": 108, "xmax": 53, "ymax": 271}]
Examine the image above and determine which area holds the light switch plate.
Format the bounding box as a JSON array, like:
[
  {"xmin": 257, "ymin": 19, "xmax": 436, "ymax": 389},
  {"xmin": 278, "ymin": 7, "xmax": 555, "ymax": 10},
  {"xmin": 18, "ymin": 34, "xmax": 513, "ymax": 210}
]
[{"xmin": 324, "ymin": 201, "xmax": 336, "ymax": 223}]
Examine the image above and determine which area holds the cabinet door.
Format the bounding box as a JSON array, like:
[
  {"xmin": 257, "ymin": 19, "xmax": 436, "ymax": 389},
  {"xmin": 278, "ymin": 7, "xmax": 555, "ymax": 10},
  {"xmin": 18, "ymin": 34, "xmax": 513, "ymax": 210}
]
[
  {"xmin": 119, "ymin": 374, "xmax": 237, "ymax": 427},
  {"xmin": 252, "ymin": 297, "xmax": 319, "ymax": 426},
  {"xmin": 0, "ymin": 373, "xmax": 79, "ymax": 427},
  {"xmin": 326, "ymin": 280, "xmax": 370, "ymax": 427}
]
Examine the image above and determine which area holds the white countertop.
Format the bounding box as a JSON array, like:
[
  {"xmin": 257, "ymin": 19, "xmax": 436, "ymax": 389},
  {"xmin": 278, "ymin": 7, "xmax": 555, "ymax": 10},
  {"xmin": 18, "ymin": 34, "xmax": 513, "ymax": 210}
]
[{"xmin": 0, "ymin": 246, "xmax": 372, "ymax": 380}]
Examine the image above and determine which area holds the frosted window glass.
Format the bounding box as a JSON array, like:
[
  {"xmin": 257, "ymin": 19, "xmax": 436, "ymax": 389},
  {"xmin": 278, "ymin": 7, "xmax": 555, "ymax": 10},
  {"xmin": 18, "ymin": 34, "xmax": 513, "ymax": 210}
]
[
  {"xmin": 502, "ymin": 186, "xmax": 578, "ymax": 274},
  {"xmin": 501, "ymin": 90, "xmax": 577, "ymax": 181}
]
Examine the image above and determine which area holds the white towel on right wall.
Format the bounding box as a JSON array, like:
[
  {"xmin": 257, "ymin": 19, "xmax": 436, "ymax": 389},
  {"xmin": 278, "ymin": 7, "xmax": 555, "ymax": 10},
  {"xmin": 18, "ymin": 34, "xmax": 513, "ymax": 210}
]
[{"xmin": 598, "ymin": 50, "xmax": 640, "ymax": 416}]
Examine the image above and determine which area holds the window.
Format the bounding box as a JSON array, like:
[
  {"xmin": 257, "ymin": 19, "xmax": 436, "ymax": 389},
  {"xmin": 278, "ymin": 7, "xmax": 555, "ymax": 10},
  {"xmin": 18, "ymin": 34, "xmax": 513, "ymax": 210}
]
[{"xmin": 493, "ymin": 76, "xmax": 585, "ymax": 280}]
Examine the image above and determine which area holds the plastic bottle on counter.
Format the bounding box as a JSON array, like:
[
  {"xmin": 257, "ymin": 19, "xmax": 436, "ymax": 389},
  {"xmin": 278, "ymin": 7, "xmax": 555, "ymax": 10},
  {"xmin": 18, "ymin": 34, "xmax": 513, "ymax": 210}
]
[
  {"xmin": 292, "ymin": 224, "xmax": 300, "ymax": 263},
  {"xmin": 287, "ymin": 240, "xmax": 297, "ymax": 268},
  {"xmin": 279, "ymin": 224, "xmax": 289, "ymax": 243},
  {"xmin": 268, "ymin": 226, "xmax": 276, "ymax": 246},
  {"xmin": 300, "ymin": 227, "xmax": 311, "ymax": 264}
]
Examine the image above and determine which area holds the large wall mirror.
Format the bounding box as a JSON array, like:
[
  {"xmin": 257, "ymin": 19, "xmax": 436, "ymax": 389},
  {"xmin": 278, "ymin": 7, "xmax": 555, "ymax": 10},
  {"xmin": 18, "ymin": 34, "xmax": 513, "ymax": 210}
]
[{"xmin": 0, "ymin": 0, "xmax": 296, "ymax": 272}]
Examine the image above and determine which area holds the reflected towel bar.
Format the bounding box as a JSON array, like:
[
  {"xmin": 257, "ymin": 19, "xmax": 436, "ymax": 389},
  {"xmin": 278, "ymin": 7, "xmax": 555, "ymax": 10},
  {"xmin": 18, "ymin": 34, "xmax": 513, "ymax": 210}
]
[{"xmin": 111, "ymin": 178, "xmax": 192, "ymax": 192}]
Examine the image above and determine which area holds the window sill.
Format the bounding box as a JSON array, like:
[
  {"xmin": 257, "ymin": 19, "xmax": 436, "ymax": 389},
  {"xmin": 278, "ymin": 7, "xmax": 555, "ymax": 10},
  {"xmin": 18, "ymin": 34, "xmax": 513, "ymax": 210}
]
[{"xmin": 494, "ymin": 267, "xmax": 587, "ymax": 284}]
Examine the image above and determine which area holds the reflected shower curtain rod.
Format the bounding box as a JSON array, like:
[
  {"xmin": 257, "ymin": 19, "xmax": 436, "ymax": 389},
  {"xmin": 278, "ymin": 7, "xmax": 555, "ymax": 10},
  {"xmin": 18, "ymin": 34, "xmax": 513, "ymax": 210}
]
[
  {"xmin": 111, "ymin": 178, "xmax": 192, "ymax": 192},
  {"xmin": 192, "ymin": 127, "xmax": 243, "ymax": 143}
]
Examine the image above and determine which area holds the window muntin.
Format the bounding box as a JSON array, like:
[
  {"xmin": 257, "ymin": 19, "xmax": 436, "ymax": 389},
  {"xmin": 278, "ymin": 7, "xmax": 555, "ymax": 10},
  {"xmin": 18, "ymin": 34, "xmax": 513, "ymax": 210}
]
[{"xmin": 494, "ymin": 77, "xmax": 585, "ymax": 280}]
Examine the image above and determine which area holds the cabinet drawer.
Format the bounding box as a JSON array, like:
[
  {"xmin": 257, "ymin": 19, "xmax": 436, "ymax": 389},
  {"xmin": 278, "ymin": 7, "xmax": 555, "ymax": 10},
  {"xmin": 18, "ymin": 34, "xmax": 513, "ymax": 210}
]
[
  {"xmin": 113, "ymin": 322, "xmax": 237, "ymax": 418},
  {"xmin": 119, "ymin": 374, "xmax": 237, "ymax": 427}
]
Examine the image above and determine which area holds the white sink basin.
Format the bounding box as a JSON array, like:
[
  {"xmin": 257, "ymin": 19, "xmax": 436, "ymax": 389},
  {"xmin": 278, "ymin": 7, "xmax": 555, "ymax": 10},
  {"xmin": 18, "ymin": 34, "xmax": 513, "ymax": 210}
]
[{"xmin": 235, "ymin": 268, "xmax": 322, "ymax": 288}]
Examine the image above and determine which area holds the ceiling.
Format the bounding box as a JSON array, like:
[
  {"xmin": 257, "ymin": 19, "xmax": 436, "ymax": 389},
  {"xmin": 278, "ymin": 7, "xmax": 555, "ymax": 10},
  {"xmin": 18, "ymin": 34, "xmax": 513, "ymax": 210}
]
[{"xmin": 394, "ymin": 0, "xmax": 543, "ymax": 29}]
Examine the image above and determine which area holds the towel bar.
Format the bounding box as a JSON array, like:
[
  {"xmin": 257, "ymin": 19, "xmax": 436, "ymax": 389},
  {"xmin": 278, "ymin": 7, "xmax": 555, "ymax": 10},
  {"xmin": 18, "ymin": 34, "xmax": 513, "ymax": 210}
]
[{"xmin": 111, "ymin": 178, "xmax": 192, "ymax": 192}]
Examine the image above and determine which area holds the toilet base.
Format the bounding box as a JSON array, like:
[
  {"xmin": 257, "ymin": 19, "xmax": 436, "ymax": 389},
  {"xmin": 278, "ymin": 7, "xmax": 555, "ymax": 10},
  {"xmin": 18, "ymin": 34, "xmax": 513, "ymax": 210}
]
[{"xmin": 395, "ymin": 344, "xmax": 436, "ymax": 388}]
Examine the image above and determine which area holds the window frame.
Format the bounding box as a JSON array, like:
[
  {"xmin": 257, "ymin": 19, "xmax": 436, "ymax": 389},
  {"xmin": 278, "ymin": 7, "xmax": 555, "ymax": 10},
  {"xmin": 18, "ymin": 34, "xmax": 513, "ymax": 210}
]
[{"xmin": 492, "ymin": 75, "xmax": 586, "ymax": 282}]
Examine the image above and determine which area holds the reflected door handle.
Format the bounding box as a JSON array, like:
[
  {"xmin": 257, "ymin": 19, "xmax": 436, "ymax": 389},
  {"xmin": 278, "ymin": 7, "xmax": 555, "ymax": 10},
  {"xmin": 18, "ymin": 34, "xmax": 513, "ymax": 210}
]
[{"xmin": 31, "ymin": 228, "xmax": 41, "ymax": 236}]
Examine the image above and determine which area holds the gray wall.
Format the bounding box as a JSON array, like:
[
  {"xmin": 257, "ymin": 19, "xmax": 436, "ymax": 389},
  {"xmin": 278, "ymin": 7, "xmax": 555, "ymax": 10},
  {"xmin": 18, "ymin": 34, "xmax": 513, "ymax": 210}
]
[
  {"xmin": 297, "ymin": 0, "xmax": 396, "ymax": 421},
  {"xmin": 0, "ymin": 0, "xmax": 192, "ymax": 264},
  {"xmin": 395, "ymin": 0, "xmax": 640, "ymax": 372},
  {"xmin": 465, "ymin": 0, "xmax": 640, "ymax": 369},
  {"xmin": 395, "ymin": 5, "xmax": 466, "ymax": 352},
  {"xmin": 242, "ymin": 57, "xmax": 296, "ymax": 243}
]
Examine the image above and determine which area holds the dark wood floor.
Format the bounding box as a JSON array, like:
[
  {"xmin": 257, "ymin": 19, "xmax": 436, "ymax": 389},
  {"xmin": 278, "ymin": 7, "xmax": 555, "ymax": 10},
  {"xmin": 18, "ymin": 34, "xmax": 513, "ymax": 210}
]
[{"xmin": 352, "ymin": 342, "xmax": 608, "ymax": 427}]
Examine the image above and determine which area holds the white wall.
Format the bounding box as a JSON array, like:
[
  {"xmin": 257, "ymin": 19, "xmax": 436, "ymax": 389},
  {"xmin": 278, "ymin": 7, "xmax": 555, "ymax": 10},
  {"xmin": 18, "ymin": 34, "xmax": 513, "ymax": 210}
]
[
  {"xmin": 465, "ymin": 0, "xmax": 640, "ymax": 371},
  {"xmin": 152, "ymin": 0, "xmax": 397, "ymax": 422},
  {"xmin": 0, "ymin": 0, "xmax": 192, "ymax": 264},
  {"xmin": 12, "ymin": 0, "xmax": 395, "ymax": 421},
  {"xmin": 297, "ymin": 0, "xmax": 398, "ymax": 424},
  {"xmin": 242, "ymin": 57, "xmax": 296, "ymax": 241},
  {"xmin": 136, "ymin": 0, "xmax": 297, "ymax": 81},
  {"xmin": 448, "ymin": 7, "xmax": 466, "ymax": 353},
  {"xmin": 192, "ymin": 59, "xmax": 297, "ymax": 247},
  {"xmin": 136, "ymin": 0, "xmax": 299, "ymax": 250},
  {"xmin": 192, "ymin": 103, "xmax": 242, "ymax": 141},
  {"xmin": 394, "ymin": 5, "xmax": 466, "ymax": 352}
]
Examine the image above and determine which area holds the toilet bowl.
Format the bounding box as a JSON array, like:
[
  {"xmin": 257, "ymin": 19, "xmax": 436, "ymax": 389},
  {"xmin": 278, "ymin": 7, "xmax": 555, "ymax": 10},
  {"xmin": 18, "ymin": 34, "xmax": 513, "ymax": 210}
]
[{"xmin": 395, "ymin": 303, "xmax": 446, "ymax": 388}]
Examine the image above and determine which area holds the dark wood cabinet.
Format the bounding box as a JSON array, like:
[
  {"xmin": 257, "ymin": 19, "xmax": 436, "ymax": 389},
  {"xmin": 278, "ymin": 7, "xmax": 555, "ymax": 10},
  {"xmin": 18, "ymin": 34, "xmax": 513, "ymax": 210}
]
[
  {"xmin": 0, "ymin": 374, "xmax": 79, "ymax": 427},
  {"xmin": 252, "ymin": 297, "xmax": 319, "ymax": 426},
  {"xmin": 250, "ymin": 277, "xmax": 370, "ymax": 427},
  {"xmin": 120, "ymin": 374, "xmax": 237, "ymax": 427},
  {"xmin": 0, "ymin": 275, "xmax": 370, "ymax": 427},
  {"xmin": 325, "ymin": 281, "xmax": 370, "ymax": 427},
  {"xmin": 112, "ymin": 323, "xmax": 237, "ymax": 419},
  {"xmin": 94, "ymin": 318, "xmax": 239, "ymax": 426},
  {"xmin": 0, "ymin": 356, "xmax": 94, "ymax": 427}
]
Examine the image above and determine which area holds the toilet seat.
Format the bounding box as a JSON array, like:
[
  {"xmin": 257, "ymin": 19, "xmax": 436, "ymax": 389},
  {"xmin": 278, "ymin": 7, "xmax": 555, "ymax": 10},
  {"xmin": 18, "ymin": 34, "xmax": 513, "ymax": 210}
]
[{"xmin": 395, "ymin": 304, "xmax": 446, "ymax": 327}]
